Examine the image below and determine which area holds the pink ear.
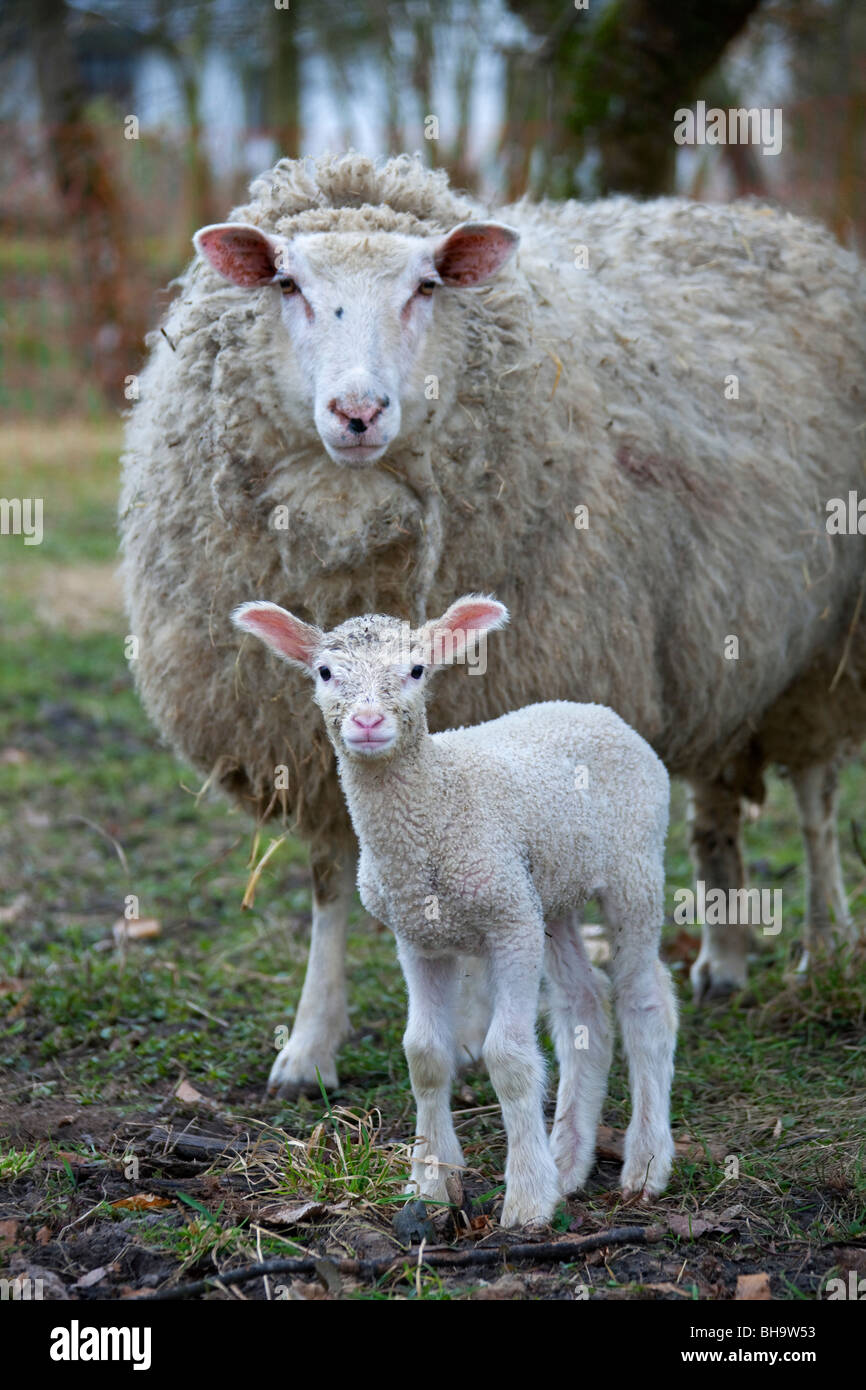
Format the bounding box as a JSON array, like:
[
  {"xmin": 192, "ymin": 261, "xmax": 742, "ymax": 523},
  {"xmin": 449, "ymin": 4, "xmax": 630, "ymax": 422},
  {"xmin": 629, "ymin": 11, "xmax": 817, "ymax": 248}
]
[
  {"xmin": 434, "ymin": 222, "xmax": 519, "ymax": 286},
  {"xmin": 424, "ymin": 594, "xmax": 509, "ymax": 664},
  {"xmin": 193, "ymin": 223, "xmax": 283, "ymax": 287},
  {"xmin": 232, "ymin": 602, "xmax": 321, "ymax": 669}
]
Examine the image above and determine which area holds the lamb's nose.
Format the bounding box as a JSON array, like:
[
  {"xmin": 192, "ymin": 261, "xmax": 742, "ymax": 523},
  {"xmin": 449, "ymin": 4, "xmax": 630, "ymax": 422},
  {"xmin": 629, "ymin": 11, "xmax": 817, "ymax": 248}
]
[
  {"xmin": 348, "ymin": 417, "xmax": 367, "ymax": 435},
  {"xmin": 351, "ymin": 711, "xmax": 384, "ymax": 731}
]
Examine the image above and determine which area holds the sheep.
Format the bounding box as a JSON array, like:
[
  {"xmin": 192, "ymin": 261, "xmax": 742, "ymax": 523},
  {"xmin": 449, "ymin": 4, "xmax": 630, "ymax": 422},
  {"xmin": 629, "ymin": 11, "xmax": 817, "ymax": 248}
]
[
  {"xmin": 231, "ymin": 592, "xmax": 677, "ymax": 1226},
  {"xmin": 120, "ymin": 153, "xmax": 866, "ymax": 1095}
]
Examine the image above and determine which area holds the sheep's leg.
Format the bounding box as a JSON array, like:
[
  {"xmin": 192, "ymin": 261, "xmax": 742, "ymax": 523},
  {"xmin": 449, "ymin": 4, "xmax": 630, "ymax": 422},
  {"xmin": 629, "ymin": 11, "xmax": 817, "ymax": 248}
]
[
  {"xmin": 454, "ymin": 957, "xmax": 492, "ymax": 1066},
  {"xmin": 483, "ymin": 927, "xmax": 562, "ymax": 1228},
  {"xmin": 602, "ymin": 874, "xmax": 677, "ymax": 1199},
  {"xmin": 791, "ymin": 762, "xmax": 855, "ymax": 970},
  {"xmin": 688, "ymin": 777, "xmax": 750, "ymax": 1002},
  {"xmin": 268, "ymin": 849, "xmax": 356, "ymax": 1098},
  {"xmin": 544, "ymin": 913, "xmax": 612, "ymax": 1194},
  {"xmin": 398, "ymin": 944, "xmax": 464, "ymax": 1205}
]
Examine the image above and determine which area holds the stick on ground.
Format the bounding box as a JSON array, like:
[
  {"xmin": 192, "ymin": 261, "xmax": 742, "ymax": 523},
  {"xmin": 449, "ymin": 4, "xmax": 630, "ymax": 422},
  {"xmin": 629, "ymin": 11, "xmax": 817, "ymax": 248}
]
[{"xmin": 141, "ymin": 1224, "xmax": 662, "ymax": 1300}]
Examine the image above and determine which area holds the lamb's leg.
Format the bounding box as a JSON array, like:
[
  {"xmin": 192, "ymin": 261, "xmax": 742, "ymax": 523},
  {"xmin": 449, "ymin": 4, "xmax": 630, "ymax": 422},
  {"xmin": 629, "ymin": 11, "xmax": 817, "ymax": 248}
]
[
  {"xmin": 483, "ymin": 926, "xmax": 562, "ymax": 1228},
  {"xmin": 602, "ymin": 873, "xmax": 677, "ymax": 1199},
  {"xmin": 544, "ymin": 913, "xmax": 613, "ymax": 1194},
  {"xmin": 688, "ymin": 776, "xmax": 750, "ymax": 1002},
  {"xmin": 268, "ymin": 847, "xmax": 356, "ymax": 1097},
  {"xmin": 791, "ymin": 762, "xmax": 855, "ymax": 970},
  {"xmin": 454, "ymin": 958, "xmax": 492, "ymax": 1066},
  {"xmin": 398, "ymin": 943, "xmax": 464, "ymax": 1205}
]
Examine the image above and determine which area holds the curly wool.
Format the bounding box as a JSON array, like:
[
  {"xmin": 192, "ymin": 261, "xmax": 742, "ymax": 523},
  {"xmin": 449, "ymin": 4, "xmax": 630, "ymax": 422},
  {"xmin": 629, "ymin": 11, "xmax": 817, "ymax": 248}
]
[{"xmin": 120, "ymin": 153, "xmax": 866, "ymax": 846}]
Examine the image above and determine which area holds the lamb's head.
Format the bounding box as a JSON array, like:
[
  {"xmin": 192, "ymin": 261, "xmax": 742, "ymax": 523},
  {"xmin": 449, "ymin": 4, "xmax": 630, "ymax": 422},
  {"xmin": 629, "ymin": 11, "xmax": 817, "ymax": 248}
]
[
  {"xmin": 232, "ymin": 594, "xmax": 508, "ymax": 761},
  {"xmin": 194, "ymin": 220, "xmax": 518, "ymax": 466}
]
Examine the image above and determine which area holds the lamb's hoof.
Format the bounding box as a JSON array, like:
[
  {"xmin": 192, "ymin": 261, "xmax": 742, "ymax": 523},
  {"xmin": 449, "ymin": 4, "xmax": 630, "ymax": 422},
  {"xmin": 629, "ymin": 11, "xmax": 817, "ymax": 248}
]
[
  {"xmin": 499, "ymin": 1181, "xmax": 560, "ymax": 1231},
  {"xmin": 620, "ymin": 1185, "xmax": 658, "ymax": 1206},
  {"xmin": 267, "ymin": 1044, "xmax": 339, "ymax": 1100},
  {"xmin": 620, "ymin": 1154, "xmax": 671, "ymax": 1201}
]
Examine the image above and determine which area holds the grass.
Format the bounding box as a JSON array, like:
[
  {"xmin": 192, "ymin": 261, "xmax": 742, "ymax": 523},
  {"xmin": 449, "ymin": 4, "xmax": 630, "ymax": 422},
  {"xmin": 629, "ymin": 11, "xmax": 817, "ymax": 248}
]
[{"xmin": 0, "ymin": 421, "xmax": 865, "ymax": 1300}]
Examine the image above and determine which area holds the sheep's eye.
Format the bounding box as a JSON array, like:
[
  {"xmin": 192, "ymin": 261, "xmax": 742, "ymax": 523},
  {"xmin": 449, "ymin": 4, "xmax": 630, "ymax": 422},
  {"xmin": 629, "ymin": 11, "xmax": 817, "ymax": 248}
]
[
  {"xmin": 318, "ymin": 666, "xmax": 332, "ymax": 681},
  {"xmin": 417, "ymin": 280, "xmax": 437, "ymax": 297},
  {"xmin": 279, "ymin": 277, "xmax": 299, "ymax": 294},
  {"xmin": 410, "ymin": 665, "xmax": 424, "ymax": 680}
]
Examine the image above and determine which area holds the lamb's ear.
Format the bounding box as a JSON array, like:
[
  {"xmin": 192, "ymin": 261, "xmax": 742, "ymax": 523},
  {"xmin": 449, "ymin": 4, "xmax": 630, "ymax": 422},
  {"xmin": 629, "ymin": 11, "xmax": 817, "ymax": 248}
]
[
  {"xmin": 232, "ymin": 602, "xmax": 321, "ymax": 671},
  {"xmin": 433, "ymin": 222, "xmax": 519, "ymax": 286},
  {"xmin": 193, "ymin": 223, "xmax": 286, "ymax": 287},
  {"xmin": 422, "ymin": 594, "xmax": 509, "ymax": 666}
]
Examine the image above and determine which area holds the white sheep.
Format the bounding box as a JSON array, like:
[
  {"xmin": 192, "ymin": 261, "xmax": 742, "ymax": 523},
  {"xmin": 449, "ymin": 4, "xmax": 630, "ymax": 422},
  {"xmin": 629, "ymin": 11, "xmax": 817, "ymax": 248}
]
[{"xmin": 232, "ymin": 592, "xmax": 677, "ymax": 1227}]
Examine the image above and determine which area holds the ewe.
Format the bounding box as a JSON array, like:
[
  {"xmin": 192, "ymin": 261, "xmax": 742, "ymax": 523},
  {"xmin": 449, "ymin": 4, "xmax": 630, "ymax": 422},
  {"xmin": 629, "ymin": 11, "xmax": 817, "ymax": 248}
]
[{"xmin": 232, "ymin": 593, "xmax": 677, "ymax": 1227}]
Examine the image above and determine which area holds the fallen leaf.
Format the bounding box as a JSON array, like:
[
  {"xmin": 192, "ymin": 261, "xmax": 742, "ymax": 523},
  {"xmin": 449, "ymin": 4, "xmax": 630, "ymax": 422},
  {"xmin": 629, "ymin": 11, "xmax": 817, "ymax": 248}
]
[
  {"xmin": 111, "ymin": 1193, "xmax": 173, "ymax": 1212},
  {"xmin": 772, "ymin": 1116, "xmax": 783, "ymax": 1140},
  {"xmin": 35, "ymin": 1226, "xmax": 52, "ymax": 1246},
  {"xmin": 736, "ymin": 1272, "xmax": 772, "ymax": 1301},
  {"xmin": 112, "ymin": 917, "xmax": 161, "ymax": 945},
  {"xmin": 668, "ymin": 1210, "xmax": 741, "ymax": 1240},
  {"xmin": 174, "ymin": 1078, "xmax": 215, "ymax": 1107},
  {"xmin": 261, "ymin": 1201, "xmax": 326, "ymax": 1226},
  {"xmin": 56, "ymin": 1114, "xmax": 78, "ymax": 1128},
  {"xmin": 0, "ymin": 977, "xmax": 27, "ymax": 996},
  {"xmin": 74, "ymin": 1265, "xmax": 113, "ymax": 1289},
  {"xmin": 644, "ymin": 1281, "xmax": 693, "ymax": 1297}
]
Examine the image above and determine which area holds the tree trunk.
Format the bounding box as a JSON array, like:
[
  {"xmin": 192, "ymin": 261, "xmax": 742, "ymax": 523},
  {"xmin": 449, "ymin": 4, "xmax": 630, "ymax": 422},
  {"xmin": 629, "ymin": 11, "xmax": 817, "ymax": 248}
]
[
  {"xmin": 507, "ymin": 0, "xmax": 765, "ymax": 196},
  {"xmin": 26, "ymin": 0, "xmax": 138, "ymax": 406}
]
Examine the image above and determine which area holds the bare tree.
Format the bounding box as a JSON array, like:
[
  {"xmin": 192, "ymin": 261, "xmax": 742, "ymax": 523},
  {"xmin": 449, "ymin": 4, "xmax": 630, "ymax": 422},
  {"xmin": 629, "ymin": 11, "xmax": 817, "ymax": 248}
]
[
  {"xmin": 505, "ymin": 0, "xmax": 765, "ymax": 196},
  {"xmin": 24, "ymin": 0, "xmax": 139, "ymax": 405}
]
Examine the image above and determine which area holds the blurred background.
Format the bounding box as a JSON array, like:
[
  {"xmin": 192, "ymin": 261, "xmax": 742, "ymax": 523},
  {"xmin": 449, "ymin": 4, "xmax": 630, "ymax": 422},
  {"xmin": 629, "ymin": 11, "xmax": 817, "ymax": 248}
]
[
  {"xmin": 1, "ymin": 4, "xmax": 865, "ymax": 1267},
  {"xmin": 1, "ymin": 0, "xmax": 864, "ymax": 415}
]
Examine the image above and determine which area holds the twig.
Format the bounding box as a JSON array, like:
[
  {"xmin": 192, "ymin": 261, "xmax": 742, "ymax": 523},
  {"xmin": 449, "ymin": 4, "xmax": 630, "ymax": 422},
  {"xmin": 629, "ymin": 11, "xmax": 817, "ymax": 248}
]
[{"xmin": 140, "ymin": 1224, "xmax": 660, "ymax": 1300}]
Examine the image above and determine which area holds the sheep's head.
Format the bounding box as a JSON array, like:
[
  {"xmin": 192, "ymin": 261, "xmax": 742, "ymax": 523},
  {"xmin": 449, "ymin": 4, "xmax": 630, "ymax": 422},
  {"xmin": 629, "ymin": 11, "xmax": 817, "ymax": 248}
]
[
  {"xmin": 193, "ymin": 220, "xmax": 518, "ymax": 466},
  {"xmin": 231, "ymin": 595, "xmax": 508, "ymax": 761}
]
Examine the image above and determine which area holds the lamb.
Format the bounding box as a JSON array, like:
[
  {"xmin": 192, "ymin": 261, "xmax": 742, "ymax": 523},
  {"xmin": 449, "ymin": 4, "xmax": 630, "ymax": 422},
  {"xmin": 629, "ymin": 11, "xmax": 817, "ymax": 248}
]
[
  {"xmin": 231, "ymin": 592, "xmax": 677, "ymax": 1227},
  {"xmin": 120, "ymin": 154, "xmax": 866, "ymax": 1095}
]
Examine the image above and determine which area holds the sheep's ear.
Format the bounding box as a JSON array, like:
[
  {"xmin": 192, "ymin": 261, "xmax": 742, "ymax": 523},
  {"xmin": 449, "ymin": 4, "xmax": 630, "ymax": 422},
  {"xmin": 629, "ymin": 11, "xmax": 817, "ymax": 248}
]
[
  {"xmin": 232, "ymin": 602, "xmax": 321, "ymax": 671},
  {"xmin": 193, "ymin": 223, "xmax": 286, "ymax": 287},
  {"xmin": 422, "ymin": 594, "xmax": 509, "ymax": 665},
  {"xmin": 433, "ymin": 222, "xmax": 519, "ymax": 286}
]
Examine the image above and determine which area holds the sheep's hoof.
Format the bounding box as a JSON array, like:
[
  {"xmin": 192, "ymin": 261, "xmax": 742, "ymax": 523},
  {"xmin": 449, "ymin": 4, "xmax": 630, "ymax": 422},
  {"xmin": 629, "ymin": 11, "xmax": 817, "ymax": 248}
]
[
  {"xmin": 690, "ymin": 958, "xmax": 745, "ymax": 1005},
  {"xmin": 620, "ymin": 1186, "xmax": 657, "ymax": 1206},
  {"xmin": 267, "ymin": 1043, "xmax": 339, "ymax": 1100}
]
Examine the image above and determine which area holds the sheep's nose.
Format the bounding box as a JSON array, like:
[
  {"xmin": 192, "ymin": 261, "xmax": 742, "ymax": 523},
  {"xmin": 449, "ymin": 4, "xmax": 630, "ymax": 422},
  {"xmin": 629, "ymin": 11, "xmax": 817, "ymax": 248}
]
[
  {"xmin": 350, "ymin": 711, "xmax": 384, "ymax": 731},
  {"xmin": 329, "ymin": 396, "xmax": 390, "ymax": 432}
]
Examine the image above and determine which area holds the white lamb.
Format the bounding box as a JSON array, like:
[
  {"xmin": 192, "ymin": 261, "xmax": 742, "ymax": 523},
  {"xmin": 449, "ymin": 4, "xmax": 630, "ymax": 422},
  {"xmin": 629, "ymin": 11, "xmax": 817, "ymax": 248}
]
[{"xmin": 232, "ymin": 592, "xmax": 678, "ymax": 1227}]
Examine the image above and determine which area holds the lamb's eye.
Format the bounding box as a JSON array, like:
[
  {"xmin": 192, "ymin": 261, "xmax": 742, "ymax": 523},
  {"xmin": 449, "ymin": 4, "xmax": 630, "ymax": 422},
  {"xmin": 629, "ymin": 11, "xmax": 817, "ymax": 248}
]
[
  {"xmin": 318, "ymin": 666, "xmax": 332, "ymax": 681},
  {"xmin": 410, "ymin": 665, "xmax": 424, "ymax": 680},
  {"xmin": 417, "ymin": 280, "xmax": 437, "ymax": 297},
  {"xmin": 279, "ymin": 276, "xmax": 299, "ymax": 294}
]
